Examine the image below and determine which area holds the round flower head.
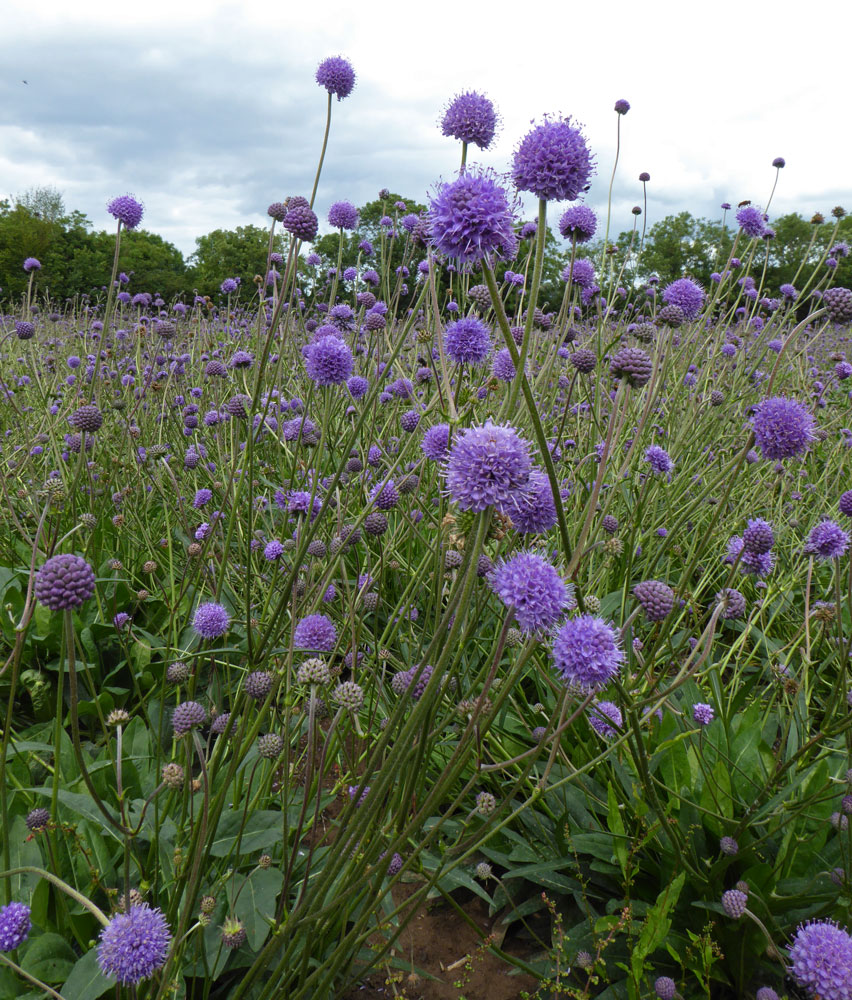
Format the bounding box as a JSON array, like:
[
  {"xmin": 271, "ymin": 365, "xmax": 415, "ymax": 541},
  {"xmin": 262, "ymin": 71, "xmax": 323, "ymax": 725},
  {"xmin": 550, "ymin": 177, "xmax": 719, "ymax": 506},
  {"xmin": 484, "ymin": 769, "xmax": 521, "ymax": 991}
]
[
  {"xmin": 614, "ymin": 99, "xmax": 630, "ymax": 114},
  {"xmin": 558, "ymin": 204, "xmax": 597, "ymax": 243},
  {"xmin": 97, "ymin": 905, "xmax": 171, "ymax": 984},
  {"xmin": 742, "ymin": 518, "xmax": 774, "ymax": 554},
  {"xmin": 839, "ymin": 490, "xmax": 852, "ymax": 517},
  {"xmin": 284, "ymin": 204, "xmax": 319, "ymax": 241},
  {"xmin": 721, "ymin": 888, "xmax": 748, "ymax": 919},
  {"xmin": 492, "ymin": 347, "xmax": 517, "ymax": 382},
  {"xmin": 751, "ymin": 396, "xmax": 815, "ymax": 460},
  {"xmin": 441, "ymin": 91, "xmax": 499, "ymax": 150},
  {"xmin": 720, "ymin": 836, "xmax": 739, "ymax": 856},
  {"xmin": 822, "ymin": 287, "xmax": 852, "ymax": 325},
  {"xmin": 445, "ymin": 316, "xmax": 492, "ymax": 365},
  {"xmin": 294, "ymin": 613, "xmax": 337, "ymax": 651},
  {"xmin": 587, "ymin": 700, "xmax": 622, "ymax": 738},
  {"xmin": 0, "ymin": 902, "xmax": 31, "ymax": 951},
  {"xmin": 172, "ymin": 701, "xmax": 206, "ymax": 736},
  {"xmin": 736, "ymin": 205, "xmax": 767, "ymax": 238},
  {"xmin": 644, "ymin": 445, "xmax": 674, "ymax": 477},
  {"xmin": 328, "ymin": 201, "xmax": 359, "ymax": 230},
  {"xmin": 443, "ymin": 420, "xmax": 532, "ymax": 513},
  {"xmin": 633, "ymin": 580, "xmax": 675, "ymax": 621},
  {"xmin": 654, "ymin": 977, "xmax": 676, "ymax": 1000},
  {"xmin": 15, "ymin": 320, "xmax": 35, "ymax": 340},
  {"xmin": 510, "ymin": 468, "xmax": 558, "ymax": 534},
  {"xmin": 220, "ymin": 277, "xmax": 238, "ymax": 294},
  {"xmin": 661, "ymin": 278, "xmax": 704, "ymax": 320},
  {"xmin": 305, "ymin": 336, "xmax": 353, "ymax": 385},
  {"xmin": 23, "ymin": 257, "xmax": 41, "ymax": 272},
  {"xmin": 35, "ymin": 553, "xmax": 96, "ymax": 610},
  {"xmin": 610, "ymin": 347, "xmax": 653, "ymax": 387},
  {"xmin": 428, "ymin": 167, "xmax": 518, "ymax": 269},
  {"xmin": 422, "ymin": 423, "xmax": 451, "ymax": 461},
  {"xmin": 789, "ymin": 919, "xmax": 852, "ymax": 1000},
  {"xmin": 491, "ymin": 551, "xmax": 573, "ymax": 633},
  {"xmin": 512, "ymin": 116, "xmax": 595, "ymax": 202},
  {"xmin": 693, "ymin": 702, "xmax": 715, "ymax": 726},
  {"xmin": 315, "ymin": 56, "xmax": 355, "ymax": 100},
  {"xmin": 806, "ymin": 519, "xmax": 850, "ymax": 561},
  {"xmin": 563, "ymin": 257, "xmax": 596, "ymax": 289},
  {"xmin": 107, "ymin": 195, "xmax": 144, "ymax": 230},
  {"xmin": 192, "ymin": 602, "xmax": 231, "ymax": 639},
  {"xmin": 552, "ymin": 616, "xmax": 625, "ymax": 691}
]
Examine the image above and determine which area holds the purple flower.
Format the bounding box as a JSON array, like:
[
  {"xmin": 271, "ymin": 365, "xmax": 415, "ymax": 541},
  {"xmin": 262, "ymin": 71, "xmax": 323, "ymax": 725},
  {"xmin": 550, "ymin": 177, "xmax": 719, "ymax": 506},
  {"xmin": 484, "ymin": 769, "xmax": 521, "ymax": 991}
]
[
  {"xmin": 107, "ymin": 195, "xmax": 144, "ymax": 230},
  {"xmin": 751, "ymin": 396, "xmax": 815, "ymax": 460},
  {"xmin": 736, "ymin": 205, "xmax": 767, "ymax": 238},
  {"xmin": 661, "ymin": 278, "xmax": 704, "ymax": 320},
  {"xmin": 587, "ymin": 700, "xmax": 622, "ymax": 738},
  {"xmin": 23, "ymin": 257, "xmax": 41, "ymax": 272},
  {"xmin": 444, "ymin": 421, "xmax": 532, "ymax": 512},
  {"xmin": 492, "ymin": 347, "xmax": 517, "ymax": 382},
  {"xmin": 614, "ymin": 99, "xmax": 630, "ymax": 115},
  {"xmin": 428, "ymin": 168, "xmax": 518, "ymax": 269},
  {"xmin": 305, "ymin": 336, "xmax": 353, "ymax": 385},
  {"xmin": 654, "ymin": 977, "xmax": 676, "ymax": 1000},
  {"xmin": 315, "ymin": 56, "xmax": 355, "ymax": 100},
  {"xmin": 193, "ymin": 488, "xmax": 212, "ymax": 508},
  {"xmin": 552, "ymin": 616, "xmax": 625, "ymax": 691},
  {"xmin": 347, "ymin": 375, "xmax": 369, "ymax": 399},
  {"xmin": 512, "ymin": 116, "xmax": 595, "ymax": 202},
  {"xmin": 284, "ymin": 204, "xmax": 319, "ymax": 241},
  {"xmin": 806, "ymin": 520, "xmax": 850, "ymax": 560},
  {"xmin": 558, "ymin": 204, "xmax": 597, "ymax": 243},
  {"xmin": 264, "ymin": 540, "xmax": 284, "ymax": 561},
  {"xmin": 721, "ymin": 889, "xmax": 748, "ymax": 919},
  {"xmin": 440, "ymin": 91, "xmax": 499, "ymax": 150},
  {"xmin": 172, "ymin": 701, "xmax": 206, "ymax": 736},
  {"xmin": 97, "ymin": 905, "xmax": 171, "ymax": 984},
  {"xmin": 789, "ymin": 920, "xmax": 852, "ymax": 1000},
  {"xmin": 192, "ymin": 602, "xmax": 231, "ymax": 639},
  {"xmin": 839, "ymin": 490, "xmax": 852, "ymax": 517},
  {"xmin": 328, "ymin": 201, "xmax": 359, "ymax": 230},
  {"xmin": 742, "ymin": 518, "xmax": 774, "ymax": 554},
  {"xmin": 692, "ymin": 702, "xmax": 715, "ymax": 725},
  {"xmin": 644, "ymin": 445, "xmax": 674, "ymax": 477},
  {"xmin": 220, "ymin": 277, "xmax": 238, "ymax": 294},
  {"xmin": 34, "ymin": 554, "xmax": 96, "ymax": 611},
  {"xmin": 0, "ymin": 902, "xmax": 31, "ymax": 951},
  {"xmin": 294, "ymin": 614, "xmax": 337, "ymax": 651},
  {"xmin": 491, "ymin": 551, "xmax": 573, "ymax": 633},
  {"xmin": 633, "ymin": 580, "xmax": 675, "ymax": 621},
  {"xmin": 445, "ymin": 316, "xmax": 492, "ymax": 365},
  {"xmin": 422, "ymin": 423, "xmax": 451, "ymax": 461},
  {"xmin": 562, "ymin": 257, "xmax": 595, "ymax": 289},
  {"xmin": 509, "ymin": 469, "xmax": 558, "ymax": 535}
]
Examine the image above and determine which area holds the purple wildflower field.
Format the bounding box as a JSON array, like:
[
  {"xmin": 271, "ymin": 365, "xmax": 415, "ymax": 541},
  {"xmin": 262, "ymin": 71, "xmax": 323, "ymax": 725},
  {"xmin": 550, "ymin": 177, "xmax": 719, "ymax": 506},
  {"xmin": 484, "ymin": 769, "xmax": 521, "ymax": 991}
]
[{"xmin": 3, "ymin": 56, "xmax": 852, "ymax": 1000}]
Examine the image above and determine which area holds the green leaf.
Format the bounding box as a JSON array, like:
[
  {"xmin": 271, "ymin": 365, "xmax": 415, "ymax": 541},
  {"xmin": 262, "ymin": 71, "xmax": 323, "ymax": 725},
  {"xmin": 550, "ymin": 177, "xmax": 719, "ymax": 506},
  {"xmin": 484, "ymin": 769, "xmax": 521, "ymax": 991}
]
[
  {"xmin": 208, "ymin": 810, "xmax": 283, "ymax": 858},
  {"xmin": 630, "ymin": 872, "xmax": 685, "ymax": 982},
  {"xmin": 233, "ymin": 867, "xmax": 281, "ymax": 950},
  {"xmin": 30, "ymin": 788, "xmax": 122, "ymax": 841},
  {"xmin": 500, "ymin": 861, "xmax": 578, "ymax": 892},
  {"xmin": 0, "ymin": 966, "xmax": 27, "ymax": 997},
  {"xmin": 61, "ymin": 948, "xmax": 112, "ymax": 1000},
  {"xmin": 607, "ymin": 783, "xmax": 628, "ymax": 878},
  {"xmin": 6, "ymin": 816, "xmax": 42, "ymax": 896},
  {"xmin": 19, "ymin": 933, "xmax": 76, "ymax": 984}
]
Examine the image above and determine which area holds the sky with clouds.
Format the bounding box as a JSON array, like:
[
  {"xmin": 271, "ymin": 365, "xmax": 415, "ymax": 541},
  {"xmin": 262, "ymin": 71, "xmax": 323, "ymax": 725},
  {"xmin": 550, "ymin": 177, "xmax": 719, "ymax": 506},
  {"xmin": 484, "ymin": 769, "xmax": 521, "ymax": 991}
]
[{"xmin": 2, "ymin": 0, "xmax": 851, "ymax": 260}]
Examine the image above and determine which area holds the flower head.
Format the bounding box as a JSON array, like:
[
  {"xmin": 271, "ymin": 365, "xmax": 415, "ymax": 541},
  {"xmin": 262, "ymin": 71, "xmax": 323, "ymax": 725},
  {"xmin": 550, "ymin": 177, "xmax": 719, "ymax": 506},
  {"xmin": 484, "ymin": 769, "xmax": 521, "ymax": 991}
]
[
  {"xmin": 23, "ymin": 257, "xmax": 41, "ymax": 272},
  {"xmin": 558, "ymin": 204, "xmax": 597, "ymax": 243},
  {"xmin": 661, "ymin": 278, "xmax": 704, "ymax": 320},
  {"xmin": 192, "ymin": 602, "xmax": 231, "ymax": 639},
  {"xmin": 315, "ymin": 56, "xmax": 355, "ymax": 100},
  {"xmin": 172, "ymin": 701, "xmax": 206, "ymax": 736},
  {"xmin": 428, "ymin": 168, "xmax": 518, "ymax": 269},
  {"xmin": 751, "ymin": 396, "xmax": 815, "ymax": 460},
  {"xmin": 644, "ymin": 445, "xmax": 674, "ymax": 477},
  {"xmin": 445, "ymin": 316, "xmax": 492, "ymax": 365},
  {"xmin": 97, "ymin": 905, "xmax": 171, "ymax": 984},
  {"xmin": 512, "ymin": 116, "xmax": 595, "ymax": 202},
  {"xmin": 422, "ymin": 423, "xmax": 451, "ymax": 461},
  {"xmin": 443, "ymin": 420, "xmax": 532, "ymax": 512},
  {"xmin": 587, "ymin": 700, "xmax": 622, "ymax": 738},
  {"xmin": 294, "ymin": 614, "xmax": 337, "ymax": 651},
  {"xmin": 693, "ymin": 702, "xmax": 715, "ymax": 726},
  {"xmin": 305, "ymin": 336, "xmax": 353, "ymax": 385},
  {"xmin": 806, "ymin": 520, "xmax": 850, "ymax": 561},
  {"xmin": 328, "ymin": 201, "xmax": 359, "ymax": 230},
  {"xmin": 736, "ymin": 205, "xmax": 767, "ymax": 238},
  {"xmin": 491, "ymin": 551, "xmax": 573, "ymax": 633},
  {"xmin": 552, "ymin": 616, "xmax": 624, "ymax": 691},
  {"xmin": 789, "ymin": 919, "xmax": 852, "ymax": 1000},
  {"xmin": 34, "ymin": 553, "xmax": 96, "ymax": 611},
  {"xmin": 509, "ymin": 468, "xmax": 558, "ymax": 534},
  {"xmin": 441, "ymin": 91, "xmax": 499, "ymax": 150},
  {"xmin": 0, "ymin": 902, "xmax": 31, "ymax": 951},
  {"xmin": 107, "ymin": 195, "xmax": 144, "ymax": 230}
]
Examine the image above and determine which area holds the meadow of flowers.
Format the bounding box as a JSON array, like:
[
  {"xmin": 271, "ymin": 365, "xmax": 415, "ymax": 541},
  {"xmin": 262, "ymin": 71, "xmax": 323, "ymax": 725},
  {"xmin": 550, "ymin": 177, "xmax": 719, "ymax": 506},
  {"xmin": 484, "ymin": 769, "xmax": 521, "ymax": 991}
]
[{"xmin": 2, "ymin": 55, "xmax": 852, "ymax": 1000}]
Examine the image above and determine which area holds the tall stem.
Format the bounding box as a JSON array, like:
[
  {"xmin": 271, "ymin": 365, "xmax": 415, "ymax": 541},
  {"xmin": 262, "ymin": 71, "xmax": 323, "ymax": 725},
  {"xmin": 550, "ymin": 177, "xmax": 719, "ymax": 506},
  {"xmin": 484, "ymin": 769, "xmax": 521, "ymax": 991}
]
[{"xmin": 310, "ymin": 94, "xmax": 333, "ymax": 208}]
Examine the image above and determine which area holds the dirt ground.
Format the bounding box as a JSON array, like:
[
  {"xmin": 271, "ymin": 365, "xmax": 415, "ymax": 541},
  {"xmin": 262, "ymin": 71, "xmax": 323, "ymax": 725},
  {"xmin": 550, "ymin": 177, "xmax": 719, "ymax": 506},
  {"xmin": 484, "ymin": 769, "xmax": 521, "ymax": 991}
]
[{"xmin": 340, "ymin": 884, "xmax": 543, "ymax": 1000}]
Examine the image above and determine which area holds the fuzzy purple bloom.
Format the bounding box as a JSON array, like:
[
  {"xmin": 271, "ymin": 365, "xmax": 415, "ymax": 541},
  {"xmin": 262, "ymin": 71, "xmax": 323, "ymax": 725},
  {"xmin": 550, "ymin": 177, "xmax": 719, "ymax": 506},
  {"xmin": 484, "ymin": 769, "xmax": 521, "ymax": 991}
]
[
  {"xmin": 172, "ymin": 701, "xmax": 206, "ymax": 736},
  {"xmin": 742, "ymin": 518, "xmax": 774, "ymax": 554},
  {"xmin": 294, "ymin": 614, "xmax": 337, "ymax": 651},
  {"xmin": 492, "ymin": 347, "xmax": 517, "ymax": 382},
  {"xmin": 428, "ymin": 168, "xmax": 518, "ymax": 269},
  {"xmin": 693, "ymin": 702, "xmax": 715, "ymax": 725},
  {"xmin": 305, "ymin": 336, "xmax": 353, "ymax": 385},
  {"xmin": 491, "ymin": 551, "xmax": 572, "ymax": 633},
  {"xmin": 562, "ymin": 257, "xmax": 596, "ymax": 289},
  {"xmin": 662, "ymin": 278, "xmax": 704, "ymax": 320},
  {"xmin": 789, "ymin": 920, "xmax": 852, "ymax": 1000},
  {"xmin": 558, "ymin": 204, "xmax": 597, "ymax": 243},
  {"xmin": 552, "ymin": 616, "xmax": 625, "ymax": 691},
  {"xmin": 23, "ymin": 257, "xmax": 41, "ymax": 272},
  {"xmin": 751, "ymin": 396, "xmax": 815, "ymax": 460},
  {"xmin": 441, "ymin": 91, "xmax": 499, "ymax": 150},
  {"xmin": 445, "ymin": 316, "xmax": 492, "ymax": 365},
  {"xmin": 644, "ymin": 445, "xmax": 674, "ymax": 477},
  {"xmin": 97, "ymin": 905, "xmax": 171, "ymax": 984},
  {"xmin": 588, "ymin": 700, "xmax": 622, "ymax": 738},
  {"xmin": 806, "ymin": 520, "xmax": 850, "ymax": 560},
  {"xmin": 736, "ymin": 205, "xmax": 767, "ymax": 238},
  {"xmin": 512, "ymin": 116, "xmax": 595, "ymax": 202},
  {"xmin": 510, "ymin": 469, "xmax": 558, "ymax": 534},
  {"xmin": 422, "ymin": 423, "xmax": 451, "ymax": 461},
  {"xmin": 328, "ymin": 201, "xmax": 359, "ymax": 230},
  {"xmin": 315, "ymin": 56, "xmax": 355, "ymax": 100},
  {"xmin": 107, "ymin": 195, "xmax": 144, "ymax": 230},
  {"xmin": 192, "ymin": 602, "xmax": 231, "ymax": 639},
  {"xmin": 444, "ymin": 421, "xmax": 532, "ymax": 512}
]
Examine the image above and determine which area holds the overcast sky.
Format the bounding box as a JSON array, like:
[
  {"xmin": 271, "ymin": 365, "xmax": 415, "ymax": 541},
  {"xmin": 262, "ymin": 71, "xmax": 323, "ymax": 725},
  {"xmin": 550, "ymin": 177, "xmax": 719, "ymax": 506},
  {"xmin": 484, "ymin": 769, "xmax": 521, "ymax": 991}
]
[{"xmin": 2, "ymin": 0, "xmax": 851, "ymax": 261}]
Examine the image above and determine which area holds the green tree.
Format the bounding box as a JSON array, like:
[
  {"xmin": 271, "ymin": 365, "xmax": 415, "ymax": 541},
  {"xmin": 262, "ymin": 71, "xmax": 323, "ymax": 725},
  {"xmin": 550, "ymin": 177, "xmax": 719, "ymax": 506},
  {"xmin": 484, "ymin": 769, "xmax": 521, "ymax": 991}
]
[{"xmin": 187, "ymin": 225, "xmax": 283, "ymax": 298}]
